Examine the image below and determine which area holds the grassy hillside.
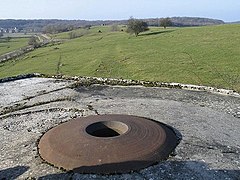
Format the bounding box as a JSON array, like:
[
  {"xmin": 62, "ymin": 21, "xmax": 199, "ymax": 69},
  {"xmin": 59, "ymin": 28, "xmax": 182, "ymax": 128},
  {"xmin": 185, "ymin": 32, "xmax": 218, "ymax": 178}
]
[
  {"xmin": 0, "ymin": 24, "xmax": 239, "ymax": 91},
  {"xmin": 0, "ymin": 37, "xmax": 29, "ymax": 55}
]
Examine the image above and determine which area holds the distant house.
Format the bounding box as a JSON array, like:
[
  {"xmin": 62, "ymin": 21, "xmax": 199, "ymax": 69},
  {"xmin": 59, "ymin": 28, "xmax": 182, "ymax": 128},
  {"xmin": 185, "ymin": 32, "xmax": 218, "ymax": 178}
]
[
  {"xmin": 13, "ymin": 27, "xmax": 19, "ymax": 33},
  {"xmin": 0, "ymin": 27, "xmax": 20, "ymax": 34},
  {"xmin": 3, "ymin": 27, "xmax": 19, "ymax": 33},
  {"xmin": 9, "ymin": 28, "xmax": 14, "ymax": 33},
  {"xmin": 0, "ymin": 28, "xmax": 3, "ymax": 37}
]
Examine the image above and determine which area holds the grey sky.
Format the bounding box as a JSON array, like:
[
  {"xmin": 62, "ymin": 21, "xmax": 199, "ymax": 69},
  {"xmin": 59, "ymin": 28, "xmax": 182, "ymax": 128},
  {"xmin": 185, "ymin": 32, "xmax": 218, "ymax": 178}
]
[{"xmin": 1, "ymin": 0, "xmax": 240, "ymax": 22}]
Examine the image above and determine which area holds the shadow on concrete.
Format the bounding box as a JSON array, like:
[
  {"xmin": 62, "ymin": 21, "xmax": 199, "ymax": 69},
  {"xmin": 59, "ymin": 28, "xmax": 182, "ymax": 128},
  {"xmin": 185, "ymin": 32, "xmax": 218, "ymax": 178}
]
[
  {"xmin": 72, "ymin": 160, "xmax": 156, "ymax": 174},
  {"xmin": 140, "ymin": 30, "xmax": 175, "ymax": 36},
  {"xmin": 0, "ymin": 166, "xmax": 29, "ymax": 179},
  {"xmin": 38, "ymin": 161, "xmax": 240, "ymax": 180}
]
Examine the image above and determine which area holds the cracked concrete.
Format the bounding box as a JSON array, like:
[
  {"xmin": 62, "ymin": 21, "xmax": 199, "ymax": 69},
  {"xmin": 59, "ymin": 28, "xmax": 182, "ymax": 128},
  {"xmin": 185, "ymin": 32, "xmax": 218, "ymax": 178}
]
[{"xmin": 0, "ymin": 77, "xmax": 240, "ymax": 179}]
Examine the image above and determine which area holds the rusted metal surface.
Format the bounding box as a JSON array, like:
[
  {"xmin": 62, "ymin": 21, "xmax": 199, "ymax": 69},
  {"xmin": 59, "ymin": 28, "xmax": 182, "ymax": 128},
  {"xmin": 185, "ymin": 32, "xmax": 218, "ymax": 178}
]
[{"xmin": 38, "ymin": 114, "xmax": 180, "ymax": 174}]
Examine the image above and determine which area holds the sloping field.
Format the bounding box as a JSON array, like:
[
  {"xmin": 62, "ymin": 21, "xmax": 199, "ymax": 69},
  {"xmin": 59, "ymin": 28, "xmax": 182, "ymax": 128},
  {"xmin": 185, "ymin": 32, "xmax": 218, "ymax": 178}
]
[
  {"xmin": 0, "ymin": 24, "xmax": 239, "ymax": 91},
  {"xmin": 0, "ymin": 37, "xmax": 29, "ymax": 55}
]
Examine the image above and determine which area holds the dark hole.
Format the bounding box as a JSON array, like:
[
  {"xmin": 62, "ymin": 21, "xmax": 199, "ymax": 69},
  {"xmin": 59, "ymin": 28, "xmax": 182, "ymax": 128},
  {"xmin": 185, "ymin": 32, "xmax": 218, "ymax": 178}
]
[
  {"xmin": 86, "ymin": 121, "xmax": 128, "ymax": 138},
  {"xmin": 90, "ymin": 128, "xmax": 120, "ymax": 137}
]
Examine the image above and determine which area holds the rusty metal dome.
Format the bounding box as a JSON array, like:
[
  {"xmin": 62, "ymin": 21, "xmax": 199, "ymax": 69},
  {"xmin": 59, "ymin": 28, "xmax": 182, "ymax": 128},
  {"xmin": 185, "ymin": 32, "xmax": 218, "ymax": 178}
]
[{"xmin": 38, "ymin": 114, "xmax": 180, "ymax": 174}]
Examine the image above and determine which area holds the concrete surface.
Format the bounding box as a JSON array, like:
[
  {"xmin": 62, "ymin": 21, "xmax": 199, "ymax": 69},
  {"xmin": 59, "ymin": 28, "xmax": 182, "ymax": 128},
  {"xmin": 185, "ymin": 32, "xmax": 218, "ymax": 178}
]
[{"xmin": 0, "ymin": 77, "xmax": 239, "ymax": 179}]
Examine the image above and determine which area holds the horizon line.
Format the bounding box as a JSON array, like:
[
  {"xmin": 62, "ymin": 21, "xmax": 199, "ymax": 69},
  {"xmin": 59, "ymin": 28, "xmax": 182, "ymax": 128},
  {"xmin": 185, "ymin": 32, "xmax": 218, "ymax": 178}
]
[{"xmin": 0, "ymin": 16, "xmax": 236, "ymax": 23}]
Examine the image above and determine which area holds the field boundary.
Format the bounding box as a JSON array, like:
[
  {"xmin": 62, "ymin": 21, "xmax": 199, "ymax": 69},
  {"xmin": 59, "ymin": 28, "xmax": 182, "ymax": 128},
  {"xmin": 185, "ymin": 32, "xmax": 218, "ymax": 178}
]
[
  {"xmin": 0, "ymin": 45, "xmax": 34, "ymax": 63},
  {"xmin": 1, "ymin": 73, "xmax": 239, "ymax": 97},
  {"xmin": 0, "ymin": 34, "xmax": 51, "ymax": 63}
]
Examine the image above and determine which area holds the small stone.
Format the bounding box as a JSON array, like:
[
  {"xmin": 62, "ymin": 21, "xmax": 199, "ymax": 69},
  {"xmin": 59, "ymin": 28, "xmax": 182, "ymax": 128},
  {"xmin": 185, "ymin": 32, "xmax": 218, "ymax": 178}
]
[
  {"xmin": 174, "ymin": 155, "xmax": 182, "ymax": 160},
  {"xmin": 92, "ymin": 175, "xmax": 97, "ymax": 178}
]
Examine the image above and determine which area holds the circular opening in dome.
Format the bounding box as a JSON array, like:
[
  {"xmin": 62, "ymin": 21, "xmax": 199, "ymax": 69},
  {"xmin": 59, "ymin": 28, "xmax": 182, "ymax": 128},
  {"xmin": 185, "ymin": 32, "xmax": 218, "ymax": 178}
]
[{"xmin": 86, "ymin": 121, "xmax": 129, "ymax": 138}]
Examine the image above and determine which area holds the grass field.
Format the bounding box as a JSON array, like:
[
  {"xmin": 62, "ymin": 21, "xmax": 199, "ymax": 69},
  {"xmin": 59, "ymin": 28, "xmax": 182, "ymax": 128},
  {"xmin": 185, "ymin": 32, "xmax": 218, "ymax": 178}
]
[
  {"xmin": 2, "ymin": 33, "xmax": 36, "ymax": 38},
  {"xmin": 0, "ymin": 24, "xmax": 239, "ymax": 91},
  {"xmin": 0, "ymin": 37, "xmax": 29, "ymax": 55}
]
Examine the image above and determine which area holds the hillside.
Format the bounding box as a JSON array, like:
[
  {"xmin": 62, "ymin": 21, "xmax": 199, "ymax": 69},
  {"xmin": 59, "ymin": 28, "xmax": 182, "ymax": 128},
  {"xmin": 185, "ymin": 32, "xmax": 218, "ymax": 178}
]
[
  {"xmin": 145, "ymin": 17, "xmax": 224, "ymax": 26},
  {"xmin": 0, "ymin": 37, "xmax": 29, "ymax": 55},
  {"xmin": 0, "ymin": 17, "xmax": 225, "ymax": 32},
  {"xmin": 229, "ymin": 21, "xmax": 240, "ymax": 24},
  {"xmin": 0, "ymin": 24, "xmax": 239, "ymax": 92},
  {"xmin": 170, "ymin": 17, "xmax": 224, "ymax": 26}
]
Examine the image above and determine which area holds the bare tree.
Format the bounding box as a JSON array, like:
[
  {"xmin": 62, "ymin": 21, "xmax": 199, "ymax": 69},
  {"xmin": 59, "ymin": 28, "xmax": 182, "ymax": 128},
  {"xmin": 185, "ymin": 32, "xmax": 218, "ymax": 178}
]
[
  {"xmin": 126, "ymin": 17, "xmax": 149, "ymax": 36},
  {"xmin": 160, "ymin": 17, "xmax": 173, "ymax": 29},
  {"xmin": 28, "ymin": 36, "xmax": 39, "ymax": 48}
]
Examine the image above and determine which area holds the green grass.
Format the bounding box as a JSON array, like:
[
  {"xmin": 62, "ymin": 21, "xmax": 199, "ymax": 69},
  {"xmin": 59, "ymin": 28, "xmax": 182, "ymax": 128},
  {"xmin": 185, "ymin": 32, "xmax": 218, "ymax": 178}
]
[
  {"xmin": 2, "ymin": 33, "xmax": 36, "ymax": 38},
  {"xmin": 0, "ymin": 37, "xmax": 29, "ymax": 55},
  {"xmin": 0, "ymin": 24, "xmax": 239, "ymax": 92}
]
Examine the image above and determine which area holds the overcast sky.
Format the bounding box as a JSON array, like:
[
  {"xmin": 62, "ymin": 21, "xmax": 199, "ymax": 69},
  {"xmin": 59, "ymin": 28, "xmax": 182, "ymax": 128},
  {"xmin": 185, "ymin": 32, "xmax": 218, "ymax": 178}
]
[{"xmin": 1, "ymin": 0, "xmax": 240, "ymax": 22}]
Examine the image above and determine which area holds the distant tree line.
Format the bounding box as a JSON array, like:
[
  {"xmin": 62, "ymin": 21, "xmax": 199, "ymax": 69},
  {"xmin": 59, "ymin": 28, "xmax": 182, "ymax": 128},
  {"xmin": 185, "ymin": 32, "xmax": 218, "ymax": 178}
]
[
  {"xmin": 43, "ymin": 24, "xmax": 75, "ymax": 34},
  {"xmin": 147, "ymin": 17, "xmax": 224, "ymax": 27},
  {"xmin": 170, "ymin": 17, "xmax": 225, "ymax": 26},
  {"xmin": 0, "ymin": 19, "xmax": 125, "ymax": 33},
  {"xmin": 0, "ymin": 17, "xmax": 225, "ymax": 33}
]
